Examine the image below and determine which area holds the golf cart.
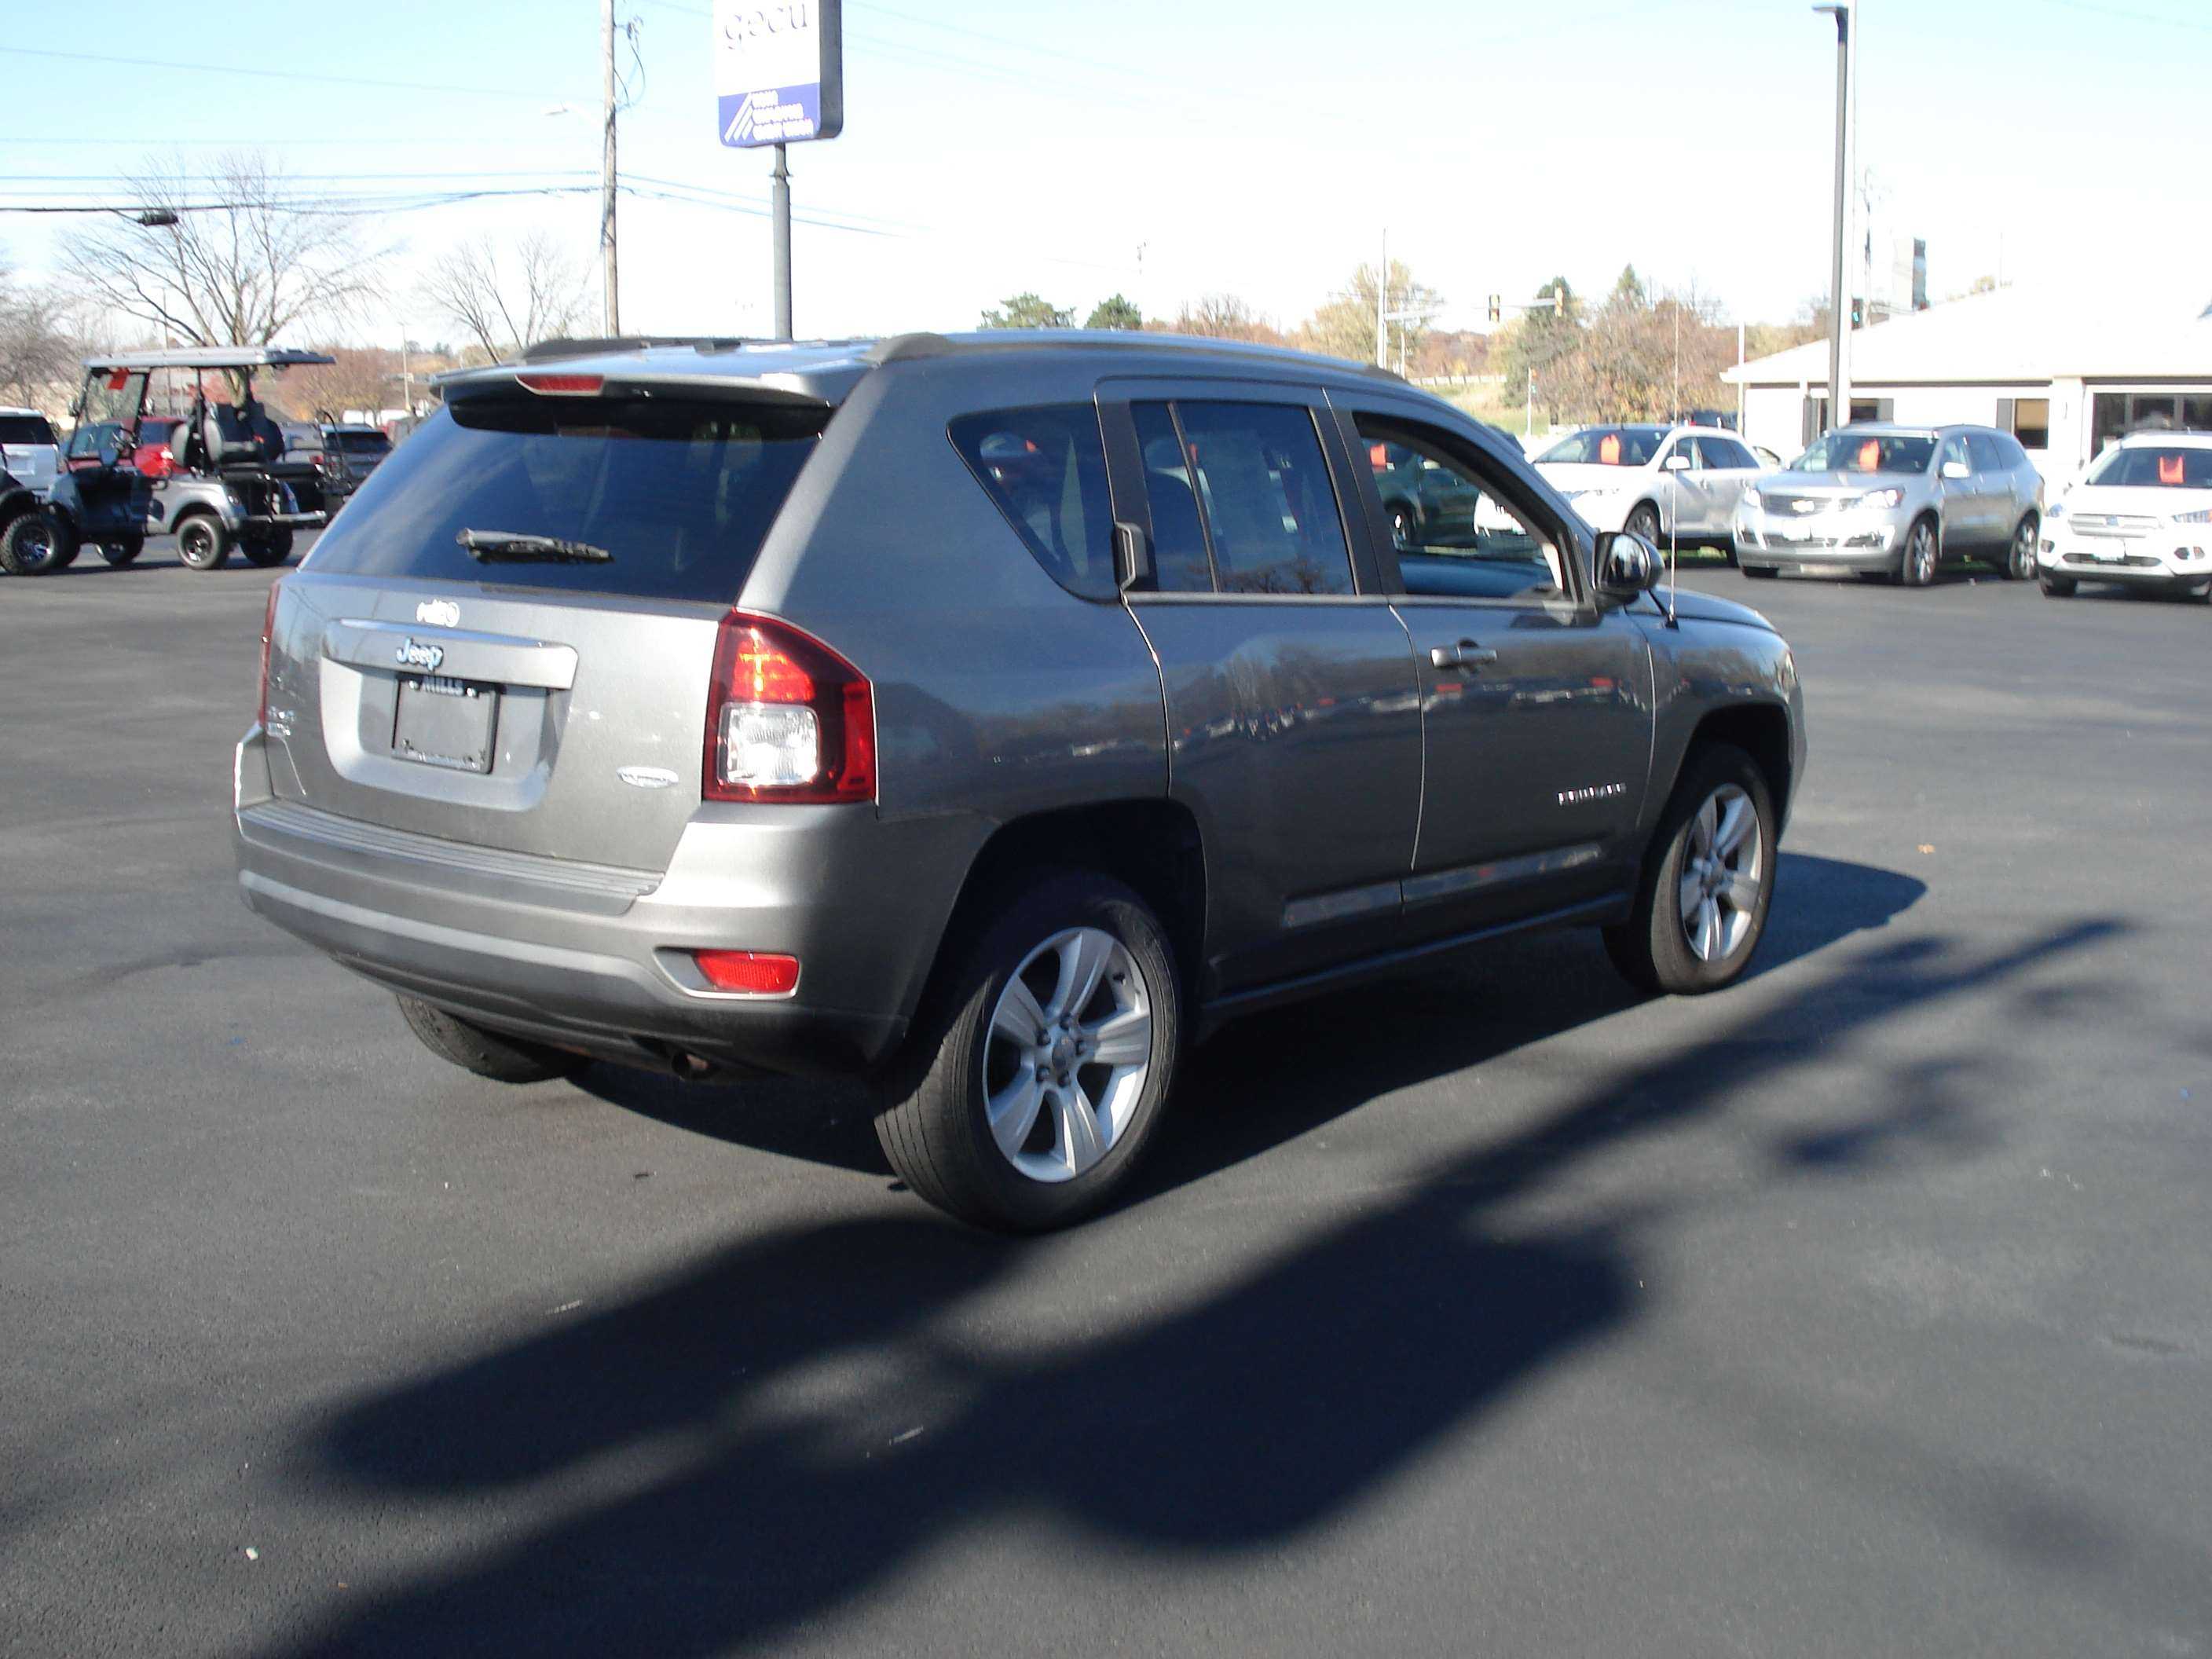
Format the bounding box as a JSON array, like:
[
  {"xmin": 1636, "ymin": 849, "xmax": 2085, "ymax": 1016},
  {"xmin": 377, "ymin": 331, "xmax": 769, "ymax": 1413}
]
[{"xmin": 2, "ymin": 346, "xmax": 336, "ymax": 575}]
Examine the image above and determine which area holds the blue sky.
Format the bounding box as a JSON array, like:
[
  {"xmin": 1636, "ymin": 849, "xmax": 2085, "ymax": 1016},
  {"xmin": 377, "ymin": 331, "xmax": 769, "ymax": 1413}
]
[{"xmin": 4, "ymin": 0, "xmax": 2208, "ymax": 346}]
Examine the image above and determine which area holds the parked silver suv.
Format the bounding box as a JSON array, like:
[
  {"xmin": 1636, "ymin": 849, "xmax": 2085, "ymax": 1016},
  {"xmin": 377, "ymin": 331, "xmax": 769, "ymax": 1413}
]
[
  {"xmin": 1734, "ymin": 423, "xmax": 2043, "ymax": 586},
  {"xmin": 235, "ymin": 333, "xmax": 1807, "ymax": 1231}
]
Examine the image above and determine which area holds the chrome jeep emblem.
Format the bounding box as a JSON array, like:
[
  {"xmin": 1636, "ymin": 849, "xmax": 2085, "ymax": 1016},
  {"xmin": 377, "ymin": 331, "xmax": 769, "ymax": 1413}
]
[
  {"xmin": 415, "ymin": 599, "xmax": 460, "ymax": 628},
  {"xmin": 394, "ymin": 637, "xmax": 445, "ymax": 672},
  {"xmin": 617, "ymin": 765, "xmax": 679, "ymax": 790}
]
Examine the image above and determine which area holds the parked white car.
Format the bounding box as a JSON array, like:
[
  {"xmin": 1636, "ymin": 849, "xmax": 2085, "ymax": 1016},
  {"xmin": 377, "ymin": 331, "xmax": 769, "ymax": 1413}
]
[
  {"xmin": 0, "ymin": 407, "xmax": 60, "ymax": 493},
  {"xmin": 2038, "ymin": 431, "xmax": 2212, "ymax": 602},
  {"xmin": 1534, "ymin": 423, "xmax": 1770, "ymax": 557}
]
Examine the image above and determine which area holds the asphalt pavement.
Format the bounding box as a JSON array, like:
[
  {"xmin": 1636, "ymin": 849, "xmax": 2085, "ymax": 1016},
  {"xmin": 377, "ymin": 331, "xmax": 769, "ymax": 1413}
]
[{"xmin": 3, "ymin": 540, "xmax": 2209, "ymax": 1657}]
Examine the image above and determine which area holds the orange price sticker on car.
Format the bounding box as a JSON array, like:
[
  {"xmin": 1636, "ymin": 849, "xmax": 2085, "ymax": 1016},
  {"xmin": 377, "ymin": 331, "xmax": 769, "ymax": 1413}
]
[
  {"xmin": 1857, "ymin": 440, "xmax": 1881, "ymax": 471},
  {"xmin": 2159, "ymin": 453, "xmax": 2185, "ymax": 485},
  {"xmin": 1599, "ymin": 433, "xmax": 1621, "ymax": 464}
]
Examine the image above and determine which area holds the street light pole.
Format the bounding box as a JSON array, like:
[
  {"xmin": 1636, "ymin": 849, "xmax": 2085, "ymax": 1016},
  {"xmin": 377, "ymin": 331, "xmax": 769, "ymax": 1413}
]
[
  {"xmin": 771, "ymin": 142, "xmax": 793, "ymax": 340},
  {"xmin": 601, "ymin": 0, "xmax": 621, "ymax": 335},
  {"xmin": 1814, "ymin": 2, "xmax": 1853, "ymax": 434}
]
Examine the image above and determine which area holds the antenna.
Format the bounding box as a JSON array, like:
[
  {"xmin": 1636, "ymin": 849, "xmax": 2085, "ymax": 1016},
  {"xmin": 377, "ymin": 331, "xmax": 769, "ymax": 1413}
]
[{"xmin": 1665, "ymin": 448, "xmax": 1681, "ymax": 628}]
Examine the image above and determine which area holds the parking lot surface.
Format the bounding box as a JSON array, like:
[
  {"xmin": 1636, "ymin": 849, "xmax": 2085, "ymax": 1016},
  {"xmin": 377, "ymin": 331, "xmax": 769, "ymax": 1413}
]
[{"xmin": 4, "ymin": 544, "xmax": 2209, "ymax": 1657}]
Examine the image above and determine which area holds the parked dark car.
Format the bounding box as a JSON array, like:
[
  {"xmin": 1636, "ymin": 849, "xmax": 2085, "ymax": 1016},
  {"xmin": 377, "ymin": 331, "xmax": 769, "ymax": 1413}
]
[{"xmin": 235, "ymin": 333, "xmax": 1807, "ymax": 1231}]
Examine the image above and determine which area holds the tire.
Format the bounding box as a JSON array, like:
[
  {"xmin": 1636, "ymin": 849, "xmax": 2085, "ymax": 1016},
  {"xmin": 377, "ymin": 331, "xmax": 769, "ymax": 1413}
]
[
  {"xmin": 1624, "ymin": 502, "xmax": 1662, "ymax": 545},
  {"xmin": 875, "ymin": 870, "xmax": 1181, "ymax": 1233},
  {"xmin": 175, "ymin": 513, "xmax": 230, "ymax": 571},
  {"xmin": 1900, "ymin": 516, "xmax": 1939, "ymax": 588},
  {"xmin": 2039, "ymin": 575, "xmax": 2076, "ymax": 598},
  {"xmin": 240, "ymin": 527, "xmax": 295, "ymax": 568},
  {"xmin": 1741, "ymin": 563, "xmax": 1778, "ymax": 580},
  {"xmin": 397, "ymin": 995, "xmax": 586, "ymax": 1085},
  {"xmin": 1, "ymin": 508, "xmax": 78, "ymax": 576},
  {"xmin": 1604, "ymin": 742, "xmax": 1778, "ymax": 996},
  {"xmin": 2004, "ymin": 514, "xmax": 2038, "ymax": 580},
  {"xmin": 1386, "ymin": 501, "xmax": 1419, "ymax": 551},
  {"xmin": 100, "ymin": 536, "xmax": 145, "ymax": 567}
]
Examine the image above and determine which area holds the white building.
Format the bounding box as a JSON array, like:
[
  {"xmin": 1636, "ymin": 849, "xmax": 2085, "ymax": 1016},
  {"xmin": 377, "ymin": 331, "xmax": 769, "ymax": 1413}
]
[{"xmin": 1725, "ymin": 284, "xmax": 2212, "ymax": 483}]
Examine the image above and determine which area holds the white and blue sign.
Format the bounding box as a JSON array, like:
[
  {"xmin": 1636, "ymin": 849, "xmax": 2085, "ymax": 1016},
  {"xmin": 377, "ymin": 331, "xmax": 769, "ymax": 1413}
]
[{"xmin": 714, "ymin": 1, "xmax": 843, "ymax": 148}]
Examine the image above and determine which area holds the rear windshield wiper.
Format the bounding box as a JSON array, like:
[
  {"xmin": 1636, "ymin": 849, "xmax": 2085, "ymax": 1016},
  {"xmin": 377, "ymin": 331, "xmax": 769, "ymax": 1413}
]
[{"xmin": 456, "ymin": 529, "xmax": 613, "ymax": 564}]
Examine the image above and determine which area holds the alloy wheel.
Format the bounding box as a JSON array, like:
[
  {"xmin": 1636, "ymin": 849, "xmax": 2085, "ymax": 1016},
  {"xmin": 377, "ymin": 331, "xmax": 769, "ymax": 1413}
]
[
  {"xmin": 1678, "ymin": 783, "xmax": 1764, "ymax": 963},
  {"xmin": 1908, "ymin": 523, "xmax": 1937, "ymax": 586},
  {"xmin": 981, "ymin": 926, "xmax": 1154, "ymax": 1183},
  {"xmin": 2011, "ymin": 520, "xmax": 2037, "ymax": 580}
]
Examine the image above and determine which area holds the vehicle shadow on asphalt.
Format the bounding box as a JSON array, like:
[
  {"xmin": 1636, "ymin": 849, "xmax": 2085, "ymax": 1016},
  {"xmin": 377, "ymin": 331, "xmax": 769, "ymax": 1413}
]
[
  {"xmin": 577, "ymin": 851, "xmax": 1928, "ymax": 1187},
  {"xmin": 256, "ymin": 872, "xmax": 2167, "ymax": 1657}
]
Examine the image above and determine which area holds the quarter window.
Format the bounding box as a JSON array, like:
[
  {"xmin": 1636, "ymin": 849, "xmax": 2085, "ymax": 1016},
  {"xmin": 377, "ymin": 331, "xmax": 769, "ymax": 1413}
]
[
  {"xmin": 1135, "ymin": 401, "xmax": 1355, "ymax": 595},
  {"xmin": 949, "ymin": 405, "xmax": 1117, "ymax": 599}
]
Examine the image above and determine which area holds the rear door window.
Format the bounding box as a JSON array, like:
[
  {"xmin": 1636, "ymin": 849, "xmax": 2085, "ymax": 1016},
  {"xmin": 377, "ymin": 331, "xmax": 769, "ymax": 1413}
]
[
  {"xmin": 1697, "ymin": 435, "xmax": 1757, "ymax": 470},
  {"xmin": 301, "ymin": 395, "xmax": 826, "ymax": 602},
  {"xmin": 1141, "ymin": 401, "xmax": 1354, "ymax": 595},
  {"xmin": 1966, "ymin": 432, "xmax": 2006, "ymax": 474},
  {"xmin": 0, "ymin": 414, "xmax": 56, "ymax": 445},
  {"xmin": 949, "ymin": 405, "xmax": 1116, "ymax": 599},
  {"xmin": 1132, "ymin": 403, "xmax": 1214, "ymax": 593}
]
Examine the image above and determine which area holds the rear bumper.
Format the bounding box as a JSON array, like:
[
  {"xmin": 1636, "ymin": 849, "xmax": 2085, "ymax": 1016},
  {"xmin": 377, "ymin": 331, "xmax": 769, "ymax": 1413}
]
[{"xmin": 233, "ymin": 730, "xmax": 981, "ymax": 1079}]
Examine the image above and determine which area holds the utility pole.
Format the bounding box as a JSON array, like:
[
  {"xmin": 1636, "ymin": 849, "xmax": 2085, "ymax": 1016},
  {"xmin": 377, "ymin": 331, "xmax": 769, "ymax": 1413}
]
[
  {"xmin": 1736, "ymin": 319, "xmax": 1746, "ymax": 432},
  {"xmin": 601, "ymin": 0, "xmax": 621, "ymax": 335},
  {"xmin": 771, "ymin": 143, "xmax": 793, "ymax": 339},
  {"xmin": 1815, "ymin": 1, "xmax": 1853, "ymax": 434}
]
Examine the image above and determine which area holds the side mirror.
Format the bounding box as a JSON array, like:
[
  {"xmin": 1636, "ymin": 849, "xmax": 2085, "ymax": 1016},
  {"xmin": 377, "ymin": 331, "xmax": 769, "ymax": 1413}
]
[
  {"xmin": 1594, "ymin": 529, "xmax": 1664, "ymax": 597},
  {"xmin": 1661, "ymin": 452, "xmax": 1691, "ymax": 472},
  {"xmin": 1940, "ymin": 460, "xmax": 1970, "ymax": 481}
]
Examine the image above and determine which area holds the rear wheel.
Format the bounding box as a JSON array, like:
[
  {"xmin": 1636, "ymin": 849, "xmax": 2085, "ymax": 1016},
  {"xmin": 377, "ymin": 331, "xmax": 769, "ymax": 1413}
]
[
  {"xmin": 1605, "ymin": 743, "xmax": 1777, "ymax": 995},
  {"xmin": 1625, "ymin": 502, "xmax": 1662, "ymax": 545},
  {"xmin": 876, "ymin": 870, "xmax": 1181, "ymax": 1232},
  {"xmin": 2004, "ymin": 514, "xmax": 2038, "ymax": 580},
  {"xmin": 100, "ymin": 536, "xmax": 145, "ymax": 567},
  {"xmin": 0, "ymin": 508, "xmax": 76, "ymax": 576},
  {"xmin": 1900, "ymin": 517, "xmax": 1939, "ymax": 588},
  {"xmin": 397, "ymin": 996, "xmax": 587, "ymax": 1084},
  {"xmin": 240, "ymin": 527, "xmax": 294, "ymax": 568},
  {"xmin": 2039, "ymin": 574, "xmax": 2076, "ymax": 598},
  {"xmin": 175, "ymin": 513, "xmax": 230, "ymax": 571}
]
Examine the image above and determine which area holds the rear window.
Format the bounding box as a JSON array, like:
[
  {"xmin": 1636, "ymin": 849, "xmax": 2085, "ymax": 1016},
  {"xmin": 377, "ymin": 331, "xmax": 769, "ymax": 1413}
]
[
  {"xmin": 334, "ymin": 430, "xmax": 390, "ymax": 455},
  {"xmin": 0, "ymin": 415, "xmax": 56, "ymax": 445},
  {"xmin": 301, "ymin": 396, "xmax": 826, "ymax": 602}
]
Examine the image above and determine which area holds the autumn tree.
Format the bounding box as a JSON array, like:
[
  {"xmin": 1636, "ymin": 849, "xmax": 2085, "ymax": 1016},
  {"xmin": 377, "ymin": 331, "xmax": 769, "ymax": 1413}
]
[
  {"xmin": 979, "ymin": 293, "xmax": 1073, "ymax": 329},
  {"xmin": 62, "ymin": 152, "xmax": 384, "ymax": 352},
  {"xmin": 1298, "ymin": 260, "xmax": 1441, "ymax": 367},
  {"xmin": 1493, "ymin": 274, "xmax": 1581, "ymax": 423},
  {"xmin": 269, "ymin": 346, "xmax": 402, "ymax": 422},
  {"xmin": 419, "ymin": 232, "xmax": 592, "ymax": 362}
]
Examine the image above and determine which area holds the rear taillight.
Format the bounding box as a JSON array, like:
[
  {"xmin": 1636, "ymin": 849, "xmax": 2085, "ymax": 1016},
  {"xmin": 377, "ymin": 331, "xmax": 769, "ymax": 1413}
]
[
  {"xmin": 257, "ymin": 580, "xmax": 283, "ymax": 727},
  {"xmin": 703, "ymin": 611, "xmax": 875, "ymax": 804},
  {"xmin": 692, "ymin": 950, "xmax": 800, "ymax": 995}
]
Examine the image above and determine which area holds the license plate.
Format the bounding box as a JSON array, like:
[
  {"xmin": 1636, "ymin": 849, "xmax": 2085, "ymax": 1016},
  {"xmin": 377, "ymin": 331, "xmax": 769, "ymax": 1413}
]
[
  {"xmin": 394, "ymin": 674, "xmax": 498, "ymax": 773},
  {"xmin": 2089, "ymin": 547, "xmax": 2130, "ymax": 563}
]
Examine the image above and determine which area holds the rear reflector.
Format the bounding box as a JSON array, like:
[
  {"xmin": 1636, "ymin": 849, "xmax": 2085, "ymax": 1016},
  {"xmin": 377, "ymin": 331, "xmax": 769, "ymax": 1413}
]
[
  {"xmin": 256, "ymin": 580, "xmax": 284, "ymax": 727},
  {"xmin": 516, "ymin": 372, "xmax": 605, "ymax": 395},
  {"xmin": 692, "ymin": 950, "xmax": 800, "ymax": 995}
]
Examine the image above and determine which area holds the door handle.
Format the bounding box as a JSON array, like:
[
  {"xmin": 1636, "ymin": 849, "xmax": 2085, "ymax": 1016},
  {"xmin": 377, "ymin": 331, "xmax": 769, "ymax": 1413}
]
[{"xmin": 1430, "ymin": 642, "xmax": 1499, "ymax": 670}]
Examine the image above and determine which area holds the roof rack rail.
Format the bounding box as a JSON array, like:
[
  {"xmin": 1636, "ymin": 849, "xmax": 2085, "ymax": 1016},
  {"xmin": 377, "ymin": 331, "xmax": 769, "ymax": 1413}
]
[{"xmin": 520, "ymin": 335, "xmax": 756, "ymax": 362}]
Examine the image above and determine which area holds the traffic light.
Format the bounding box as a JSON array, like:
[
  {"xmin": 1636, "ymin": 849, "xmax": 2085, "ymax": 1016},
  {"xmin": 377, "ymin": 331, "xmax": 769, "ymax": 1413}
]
[{"xmin": 1487, "ymin": 294, "xmax": 1502, "ymax": 324}]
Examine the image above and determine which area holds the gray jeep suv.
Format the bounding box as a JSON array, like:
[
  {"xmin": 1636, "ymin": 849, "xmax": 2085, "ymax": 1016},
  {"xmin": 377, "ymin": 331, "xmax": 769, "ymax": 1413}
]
[{"xmin": 234, "ymin": 332, "xmax": 1807, "ymax": 1231}]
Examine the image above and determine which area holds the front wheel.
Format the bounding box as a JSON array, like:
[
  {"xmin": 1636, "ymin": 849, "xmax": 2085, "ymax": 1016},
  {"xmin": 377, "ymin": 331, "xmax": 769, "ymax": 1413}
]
[
  {"xmin": 240, "ymin": 527, "xmax": 294, "ymax": 568},
  {"xmin": 1624, "ymin": 502, "xmax": 1662, "ymax": 545},
  {"xmin": 1900, "ymin": 518, "xmax": 1939, "ymax": 588},
  {"xmin": 397, "ymin": 996, "xmax": 586, "ymax": 1084},
  {"xmin": 1605, "ymin": 743, "xmax": 1777, "ymax": 996},
  {"xmin": 175, "ymin": 513, "xmax": 230, "ymax": 571},
  {"xmin": 2004, "ymin": 514, "xmax": 2038, "ymax": 580},
  {"xmin": 876, "ymin": 871, "xmax": 1181, "ymax": 1232},
  {"xmin": 0, "ymin": 508, "xmax": 77, "ymax": 576},
  {"xmin": 2039, "ymin": 574, "xmax": 2076, "ymax": 598},
  {"xmin": 100, "ymin": 536, "xmax": 145, "ymax": 567}
]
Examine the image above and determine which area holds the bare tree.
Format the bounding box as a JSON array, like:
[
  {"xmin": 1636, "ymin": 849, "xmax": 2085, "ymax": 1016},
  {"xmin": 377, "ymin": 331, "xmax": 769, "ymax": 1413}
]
[
  {"xmin": 0, "ymin": 252, "xmax": 74, "ymax": 408},
  {"xmin": 420, "ymin": 233, "xmax": 595, "ymax": 362},
  {"xmin": 272, "ymin": 346, "xmax": 402, "ymax": 422},
  {"xmin": 1159, "ymin": 293, "xmax": 1284, "ymax": 344},
  {"xmin": 61, "ymin": 152, "xmax": 384, "ymax": 348}
]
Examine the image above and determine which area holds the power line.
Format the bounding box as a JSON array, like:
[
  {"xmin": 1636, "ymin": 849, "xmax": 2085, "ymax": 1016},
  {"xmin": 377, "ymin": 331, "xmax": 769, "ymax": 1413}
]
[{"xmin": 0, "ymin": 44, "xmax": 584, "ymax": 102}]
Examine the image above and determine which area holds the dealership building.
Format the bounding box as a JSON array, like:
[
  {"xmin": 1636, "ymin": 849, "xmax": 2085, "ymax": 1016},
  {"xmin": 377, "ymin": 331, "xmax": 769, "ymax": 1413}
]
[{"xmin": 1725, "ymin": 283, "xmax": 2212, "ymax": 482}]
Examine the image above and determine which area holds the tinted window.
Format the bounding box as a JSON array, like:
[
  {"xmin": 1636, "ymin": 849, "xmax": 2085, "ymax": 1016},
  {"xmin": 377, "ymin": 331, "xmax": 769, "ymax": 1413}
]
[
  {"xmin": 2085, "ymin": 445, "xmax": 2212, "ymax": 488},
  {"xmin": 302, "ymin": 396, "xmax": 824, "ymax": 602},
  {"xmin": 1358, "ymin": 416, "xmax": 1564, "ymax": 601},
  {"xmin": 1536, "ymin": 427, "xmax": 1664, "ymax": 467},
  {"xmin": 1133, "ymin": 402, "xmax": 1212, "ymax": 593},
  {"xmin": 950, "ymin": 405, "xmax": 1116, "ymax": 599},
  {"xmin": 0, "ymin": 415, "xmax": 55, "ymax": 445},
  {"xmin": 334, "ymin": 430, "xmax": 391, "ymax": 455},
  {"xmin": 1939, "ymin": 435, "xmax": 1970, "ymax": 474},
  {"xmin": 1698, "ymin": 435, "xmax": 1757, "ymax": 470},
  {"xmin": 1966, "ymin": 433, "xmax": 2005, "ymax": 472},
  {"xmin": 1170, "ymin": 401, "xmax": 1353, "ymax": 595}
]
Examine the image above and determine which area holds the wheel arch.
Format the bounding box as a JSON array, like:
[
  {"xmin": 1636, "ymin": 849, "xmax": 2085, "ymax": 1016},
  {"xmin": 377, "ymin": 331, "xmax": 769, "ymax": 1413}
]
[{"xmin": 1686, "ymin": 702, "xmax": 1794, "ymax": 824}]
